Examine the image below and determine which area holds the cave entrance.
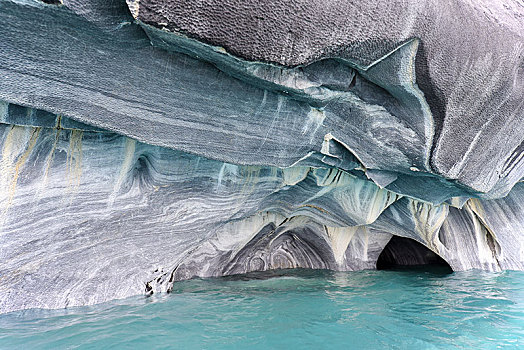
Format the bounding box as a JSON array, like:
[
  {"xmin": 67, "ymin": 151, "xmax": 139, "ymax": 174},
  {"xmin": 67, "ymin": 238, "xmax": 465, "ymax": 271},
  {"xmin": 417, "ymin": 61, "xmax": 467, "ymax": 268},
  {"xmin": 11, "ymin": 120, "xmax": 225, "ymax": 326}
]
[{"xmin": 376, "ymin": 236, "xmax": 452, "ymax": 273}]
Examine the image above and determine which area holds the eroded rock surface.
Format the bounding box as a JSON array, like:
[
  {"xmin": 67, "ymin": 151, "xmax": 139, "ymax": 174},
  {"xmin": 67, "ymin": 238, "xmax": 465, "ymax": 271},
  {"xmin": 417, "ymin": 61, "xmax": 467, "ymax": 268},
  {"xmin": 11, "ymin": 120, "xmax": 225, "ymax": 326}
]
[
  {"xmin": 0, "ymin": 0, "xmax": 523, "ymax": 313},
  {"xmin": 131, "ymin": 0, "xmax": 524, "ymax": 194}
]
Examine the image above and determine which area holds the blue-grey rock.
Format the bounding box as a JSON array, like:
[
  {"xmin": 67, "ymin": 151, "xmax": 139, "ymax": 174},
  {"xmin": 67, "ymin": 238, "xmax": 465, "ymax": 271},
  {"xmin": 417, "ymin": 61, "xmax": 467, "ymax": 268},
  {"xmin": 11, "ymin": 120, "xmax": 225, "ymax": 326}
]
[
  {"xmin": 0, "ymin": 0, "xmax": 523, "ymax": 313},
  {"xmin": 131, "ymin": 0, "xmax": 524, "ymax": 194}
]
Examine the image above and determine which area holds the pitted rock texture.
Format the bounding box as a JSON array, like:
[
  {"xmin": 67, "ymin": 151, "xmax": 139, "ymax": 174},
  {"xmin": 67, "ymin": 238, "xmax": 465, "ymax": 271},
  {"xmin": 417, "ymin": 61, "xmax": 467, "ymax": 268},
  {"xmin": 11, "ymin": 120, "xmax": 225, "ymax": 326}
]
[
  {"xmin": 132, "ymin": 0, "xmax": 524, "ymax": 194},
  {"xmin": 1, "ymin": 0, "xmax": 523, "ymax": 198},
  {"xmin": 0, "ymin": 0, "xmax": 523, "ymax": 313}
]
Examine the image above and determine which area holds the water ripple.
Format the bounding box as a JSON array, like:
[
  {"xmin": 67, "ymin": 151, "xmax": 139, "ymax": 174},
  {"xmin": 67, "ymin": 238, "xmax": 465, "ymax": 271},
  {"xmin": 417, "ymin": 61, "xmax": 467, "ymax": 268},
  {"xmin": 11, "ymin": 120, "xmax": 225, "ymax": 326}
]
[{"xmin": 0, "ymin": 269, "xmax": 523, "ymax": 349}]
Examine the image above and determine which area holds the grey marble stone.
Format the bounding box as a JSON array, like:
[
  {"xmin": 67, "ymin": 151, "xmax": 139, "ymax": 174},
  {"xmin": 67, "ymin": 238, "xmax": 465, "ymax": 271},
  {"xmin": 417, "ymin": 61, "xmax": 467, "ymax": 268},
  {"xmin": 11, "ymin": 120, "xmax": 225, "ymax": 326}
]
[
  {"xmin": 131, "ymin": 0, "xmax": 524, "ymax": 195},
  {"xmin": 0, "ymin": 0, "xmax": 523, "ymax": 313},
  {"xmin": 1, "ymin": 0, "xmax": 522, "ymax": 200},
  {"xmin": 0, "ymin": 117, "xmax": 522, "ymax": 313}
]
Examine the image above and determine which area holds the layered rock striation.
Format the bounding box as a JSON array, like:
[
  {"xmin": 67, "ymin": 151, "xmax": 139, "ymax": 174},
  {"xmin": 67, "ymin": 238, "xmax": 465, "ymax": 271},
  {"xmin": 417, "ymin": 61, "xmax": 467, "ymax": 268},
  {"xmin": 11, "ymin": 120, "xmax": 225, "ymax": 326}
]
[{"xmin": 0, "ymin": 0, "xmax": 522, "ymax": 313}]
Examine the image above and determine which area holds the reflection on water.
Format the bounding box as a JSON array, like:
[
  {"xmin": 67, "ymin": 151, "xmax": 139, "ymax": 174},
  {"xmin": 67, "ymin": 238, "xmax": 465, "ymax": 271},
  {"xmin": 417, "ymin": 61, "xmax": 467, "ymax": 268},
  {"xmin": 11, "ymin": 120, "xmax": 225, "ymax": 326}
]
[{"xmin": 0, "ymin": 269, "xmax": 523, "ymax": 349}]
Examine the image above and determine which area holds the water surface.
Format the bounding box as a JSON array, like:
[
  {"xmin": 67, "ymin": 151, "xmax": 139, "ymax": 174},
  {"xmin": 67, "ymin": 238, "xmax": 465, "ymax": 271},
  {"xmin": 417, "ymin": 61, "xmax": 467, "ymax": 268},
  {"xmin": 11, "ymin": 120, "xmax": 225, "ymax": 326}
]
[{"xmin": 1, "ymin": 269, "xmax": 522, "ymax": 349}]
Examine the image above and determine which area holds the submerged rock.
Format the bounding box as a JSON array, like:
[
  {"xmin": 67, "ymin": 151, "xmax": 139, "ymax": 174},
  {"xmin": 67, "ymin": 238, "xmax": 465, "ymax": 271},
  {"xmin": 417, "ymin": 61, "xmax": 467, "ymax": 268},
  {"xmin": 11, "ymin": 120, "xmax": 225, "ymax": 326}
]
[{"xmin": 0, "ymin": 0, "xmax": 522, "ymax": 312}]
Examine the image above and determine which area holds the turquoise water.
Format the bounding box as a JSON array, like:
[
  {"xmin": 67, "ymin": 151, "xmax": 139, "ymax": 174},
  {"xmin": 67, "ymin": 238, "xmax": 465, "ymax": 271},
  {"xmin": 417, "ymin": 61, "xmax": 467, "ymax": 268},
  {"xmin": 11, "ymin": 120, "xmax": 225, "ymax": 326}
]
[{"xmin": 1, "ymin": 269, "xmax": 523, "ymax": 349}]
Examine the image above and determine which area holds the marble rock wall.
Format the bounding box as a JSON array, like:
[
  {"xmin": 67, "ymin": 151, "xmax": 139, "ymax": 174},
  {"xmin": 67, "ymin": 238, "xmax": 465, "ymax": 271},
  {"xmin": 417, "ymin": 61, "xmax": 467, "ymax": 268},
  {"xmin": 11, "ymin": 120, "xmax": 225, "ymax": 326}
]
[
  {"xmin": 0, "ymin": 110, "xmax": 522, "ymax": 313},
  {"xmin": 0, "ymin": 0, "xmax": 523, "ymax": 313}
]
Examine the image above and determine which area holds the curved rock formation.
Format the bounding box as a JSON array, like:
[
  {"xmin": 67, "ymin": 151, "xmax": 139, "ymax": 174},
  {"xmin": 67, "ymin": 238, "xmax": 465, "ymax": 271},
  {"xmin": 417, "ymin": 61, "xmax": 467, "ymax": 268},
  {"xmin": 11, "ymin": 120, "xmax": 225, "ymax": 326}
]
[{"xmin": 0, "ymin": 0, "xmax": 522, "ymax": 313}]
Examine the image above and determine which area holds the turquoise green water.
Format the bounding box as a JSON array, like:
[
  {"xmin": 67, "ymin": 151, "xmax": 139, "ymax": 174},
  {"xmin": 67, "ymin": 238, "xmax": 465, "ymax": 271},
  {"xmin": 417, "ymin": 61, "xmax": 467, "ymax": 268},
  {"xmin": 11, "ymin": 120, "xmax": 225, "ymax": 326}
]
[{"xmin": 1, "ymin": 269, "xmax": 523, "ymax": 349}]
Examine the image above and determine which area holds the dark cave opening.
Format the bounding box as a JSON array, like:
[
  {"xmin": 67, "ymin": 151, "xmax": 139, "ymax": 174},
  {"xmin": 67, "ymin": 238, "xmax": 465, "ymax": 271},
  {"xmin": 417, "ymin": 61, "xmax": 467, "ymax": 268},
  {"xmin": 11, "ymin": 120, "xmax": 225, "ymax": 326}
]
[{"xmin": 377, "ymin": 236, "xmax": 452, "ymax": 272}]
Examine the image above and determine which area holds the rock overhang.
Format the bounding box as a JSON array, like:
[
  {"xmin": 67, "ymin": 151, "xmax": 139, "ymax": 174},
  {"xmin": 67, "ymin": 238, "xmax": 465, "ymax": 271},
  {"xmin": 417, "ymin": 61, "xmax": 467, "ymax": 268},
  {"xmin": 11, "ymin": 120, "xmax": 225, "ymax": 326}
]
[
  {"xmin": 126, "ymin": 0, "xmax": 524, "ymax": 196},
  {"xmin": 0, "ymin": 0, "xmax": 523, "ymax": 313}
]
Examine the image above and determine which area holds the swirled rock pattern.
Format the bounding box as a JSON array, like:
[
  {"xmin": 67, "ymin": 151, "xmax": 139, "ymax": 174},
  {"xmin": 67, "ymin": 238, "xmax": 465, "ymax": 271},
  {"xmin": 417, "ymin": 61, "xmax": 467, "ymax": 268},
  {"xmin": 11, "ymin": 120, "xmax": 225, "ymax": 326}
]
[{"xmin": 0, "ymin": 0, "xmax": 523, "ymax": 313}]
